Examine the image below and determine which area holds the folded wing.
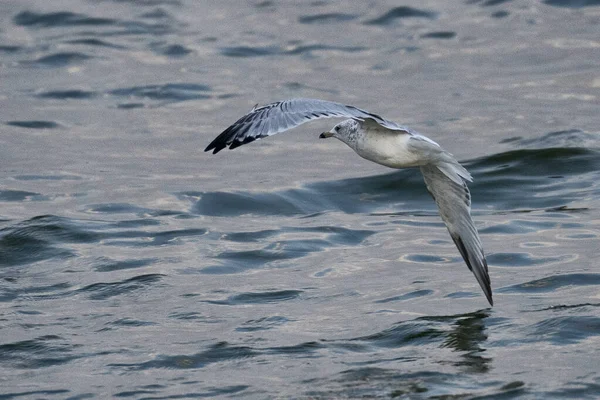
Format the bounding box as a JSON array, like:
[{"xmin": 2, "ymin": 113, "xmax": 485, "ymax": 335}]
[{"xmin": 205, "ymin": 98, "xmax": 409, "ymax": 154}]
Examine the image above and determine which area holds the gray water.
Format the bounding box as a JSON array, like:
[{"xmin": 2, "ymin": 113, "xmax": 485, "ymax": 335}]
[{"xmin": 1, "ymin": 0, "xmax": 600, "ymax": 398}]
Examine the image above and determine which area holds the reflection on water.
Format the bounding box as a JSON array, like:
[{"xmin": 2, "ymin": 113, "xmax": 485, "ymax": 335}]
[{"xmin": 1, "ymin": 0, "xmax": 600, "ymax": 398}]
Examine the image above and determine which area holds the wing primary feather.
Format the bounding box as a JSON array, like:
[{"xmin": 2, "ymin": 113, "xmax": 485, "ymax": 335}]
[{"xmin": 205, "ymin": 98, "xmax": 411, "ymax": 152}]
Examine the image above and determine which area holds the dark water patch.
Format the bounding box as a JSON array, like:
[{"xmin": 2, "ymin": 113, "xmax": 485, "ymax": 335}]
[
  {"xmin": 116, "ymin": 102, "xmax": 145, "ymax": 109},
  {"xmin": 112, "ymin": 341, "xmax": 257, "ymax": 370},
  {"xmin": 13, "ymin": 11, "xmax": 115, "ymax": 28},
  {"xmin": 103, "ymin": 0, "xmax": 182, "ymax": 6},
  {"xmin": 37, "ymin": 89, "xmax": 98, "ymax": 100},
  {"xmin": 13, "ymin": 174, "xmax": 81, "ymax": 181},
  {"xmin": 375, "ymin": 289, "xmax": 434, "ymax": 303},
  {"xmin": 0, "ymin": 45, "xmax": 22, "ymax": 53},
  {"xmin": 560, "ymin": 231, "xmax": 598, "ymax": 239},
  {"xmin": 94, "ymin": 257, "xmax": 157, "ymax": 272},
  {"xmin": 140, "ymin": 8, "xmax": 175, "ymax": 19},
  {"xmin": 403, "ymin": 254, "xmax": 454, "ymax": 264},
  {"xmin": 492, "ymin": 10, "xmax": 511, "ymax": 17},
  {"xmin": 79, "ymin": 273, "xmax": 164, "ymax": 300},
  {"xmin": 6, "ymin": 120, "xmax": 60, "ymax": 129},
  {"xmin": 298, "ymin": 13, "xmax": 358, "ymax": 24},
  {"xmin": 111, "ymin": 20, "xmax": 174, "ymax": 36},
  {"xmin": 112, "ymin": 218, "xmax": 162, "ymax": 228},
  {"xmin": 364, "ymin": 7, "xmax": 437, "ymax": 26},
  {"xmin": 420, "ymin": 31, "xmax": 456, "ymax": 39},
  {"xmin": 543, "ymin": 0, "xmax": 600, "ymax": 7},
  {"xmin": 168, "ymin": 312, "xmax": 221, "ymax": 323},
  {"xmin": 220, "ymin": 44, "xmax": 365, "ymax": 58},
  {"xmin": 150, "ymin": 42, "xmax": 192, "ymax": 57},
  {"xmin": 109, "ymin": 83, "xmax": 210, "ymax": 102},
  {"xmin": 0, "ymin": 335, "xmax": 80, "ymax": 369},
  {"xmin": 499, "ymin": 273, "xmax": 600, "ymax": 293},
  {"xmin": 105, "ymin": 318, "xmax": 157, "ymax": 328},
  {"xmin": 533, "ymin": 302, "xmax": 600, "ymax": 312},
  {"xmin": 66, "ymin": 38, "xmax": 126, "ymax": 48},
  {"xmin": 0, "ymin": 389, "xmax": 70, "ymax": 399},
  {"xmin": 285, "ymin": 44, "xmax": 366, "ymax": 56},
  {"xmin": 0, "ymin": 190, "xmax": 42, "ymax": 201},
  {"xmin": 236, "ymin": 316, "xmax": 290, "ymax": 332},
  {"xmin": 468, "ymin": 0, "xmax": 514, "ymax": 6},
  {"xmin": 114, "ymin": 385, "xmax": 248, "ymax": 398},
  {"xmin": 488, "ymin": 252, "xmax": 573, "ymax": 267},
  {"xmin": 204, "ymin": 289, "xmax": 303, "ymax": 305},
  {"xmin": 26, "ymin": 52, "xmax": 92, "ymax": 67},
  {"xmin": 446, "ymin": 291, "xmax": 479, "ymax": 299},
  {"xmin": 266, "ymin": 341, "xmax": 325, "ymax": 357},
  {"xmin": 531, "ymin": 316, "xmax": 600, "ymax": 344}
]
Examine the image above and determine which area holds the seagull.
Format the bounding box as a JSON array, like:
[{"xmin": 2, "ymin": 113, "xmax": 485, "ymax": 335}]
[{"xmin": 205, "ymin": 98, "xmax": 493, "ymax": 306}]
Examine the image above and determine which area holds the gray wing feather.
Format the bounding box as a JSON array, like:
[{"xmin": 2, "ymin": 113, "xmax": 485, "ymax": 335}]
[
  {"xmin": 420, "ymin": 164, "xmax": 493, "ymax": 306},
  {"xmin": 205, "ymin": 98, "xmax": 408, "ymax": 154}
]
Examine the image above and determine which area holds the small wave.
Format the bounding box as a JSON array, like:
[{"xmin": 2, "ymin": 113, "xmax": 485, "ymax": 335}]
[
  {"xmin": 364, "ymin": 6, "xmax": 437, "ymax": 26},
  {"xmin": 13, "ymin": 11, "xmax": 116, "ymax": 28},
  {"xmin": 109, "ymin": 83, "xmax": 211, "ymax": 102},
  {"xmin": 36, "ymin": 90, "xmax": 97, "ymax": 100},
  {"xmin": 420, "ymin": 31, "xmax": 456, "ymax": 39},
  {"xmin": 204, "ymin": 289, "xmax": 303, "ymax": 305},
  {"xmin": 219, "ymin": 44, "xmax": 366, "ymax": 58},
  {"xmin": 499, "ymin": 273, "xmax": 600, "ymax": 293},
  {"xmin": 149, "ymin": 42, "xmax": 191, "ymax": 57},
  {"xmin": 5, "ymin": 120, "xmax": 60, "ymax": 129},
  {"xmin": 79, "ymin": 273, "xmax": 164, "ymax": 300},
  {"xmin": 487, "ymin": 252, "xmax": 575, "ymax": 267},
  {"xmin": 26, "ymin": 52, "xmax": 92, "ymax": 67},
  {"xmin": 0, "ymin": 189, "xmax": 42, "ymax": 201},
  {"xmin": 531, "ymin": 316, "xmax": 600, "ymax": 344},
  {"xmin": 542, "ymin": 0, "xmax": 600, "ymax": 8},
  {"xmin": 298, "ymin": 13, "xmax": 358, "ymax": 24},
  {"xmin": 468, "ymin": 0, "xmax": 514, "ymax": 6},
  {"xmin": 0, "ymin": 335, "xmax": 81, "ymax": 369}
]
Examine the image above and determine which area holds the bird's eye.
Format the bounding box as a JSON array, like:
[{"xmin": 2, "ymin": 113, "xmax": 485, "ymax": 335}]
[{"xmin": 335, "ymin": 126, "xmax": 340, "ymax": 132}]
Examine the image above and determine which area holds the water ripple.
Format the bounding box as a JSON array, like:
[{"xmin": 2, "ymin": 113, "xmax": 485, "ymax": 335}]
[
  {"xmin": 364, "ymin": 6, "xmax": 437, "ymax": 26},
  {"xmin": 499, "ymin": 273, "xmax": 600, "ymax": 293}
]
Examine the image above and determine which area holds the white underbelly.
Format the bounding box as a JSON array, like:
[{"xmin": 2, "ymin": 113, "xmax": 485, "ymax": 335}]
[{"xmin": 355, "ymin": 132, "xmax": 422, "ymax": 169}]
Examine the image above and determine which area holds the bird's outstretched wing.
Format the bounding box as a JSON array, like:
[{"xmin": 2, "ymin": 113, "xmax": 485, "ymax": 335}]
[
  {"xmin": 205, "ymin": 98, "xmax": 409, "ymax": 154},
  {"xmin": 419, "ymin": 164, "xmax": 493, "ymax": 306}
]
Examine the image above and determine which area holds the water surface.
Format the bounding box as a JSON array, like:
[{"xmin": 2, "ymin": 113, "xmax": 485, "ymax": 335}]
[{"xmin": 1, "ymin": 0, "xmax": 599, "ymax": 398}]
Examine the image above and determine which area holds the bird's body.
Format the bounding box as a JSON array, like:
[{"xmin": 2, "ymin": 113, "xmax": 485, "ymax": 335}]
[
  {"xmin": 354, "ymin": 124, "xmax": 422, "ymax": 169},
  {"xmin": 205, "ymin": 98, "xmax": 493, "ymax": 306}
]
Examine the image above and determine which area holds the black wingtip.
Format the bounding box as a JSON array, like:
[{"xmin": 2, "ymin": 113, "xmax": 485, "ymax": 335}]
[
  {"xmin": 452, "ymin": 235, "xmax": 493, "ymax": 307},
  {"xmin": 204, "ymin": 141, "xmax": 225, "ymax": 154}
]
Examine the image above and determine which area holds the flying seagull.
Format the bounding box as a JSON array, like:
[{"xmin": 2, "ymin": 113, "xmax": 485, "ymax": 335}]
[{"xmin": 205, "ymin": 98, "xmax": 492, "ymax": 306}]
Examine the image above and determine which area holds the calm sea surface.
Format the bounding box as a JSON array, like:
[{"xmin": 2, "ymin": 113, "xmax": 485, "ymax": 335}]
[{"xmin": 1, "ymin": 0, "xmax": 599, "ymax": 398}]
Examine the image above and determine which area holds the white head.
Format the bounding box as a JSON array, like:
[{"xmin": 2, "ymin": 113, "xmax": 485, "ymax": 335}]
[{"xmin": 319, "ymin": 119, "xmax": 361, "ymax": 148}]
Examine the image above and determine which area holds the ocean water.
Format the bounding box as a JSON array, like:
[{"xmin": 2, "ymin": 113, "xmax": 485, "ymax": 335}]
[{"xmin": 1, "ymin": 0, "xmax": 600, "ymax": 398}]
